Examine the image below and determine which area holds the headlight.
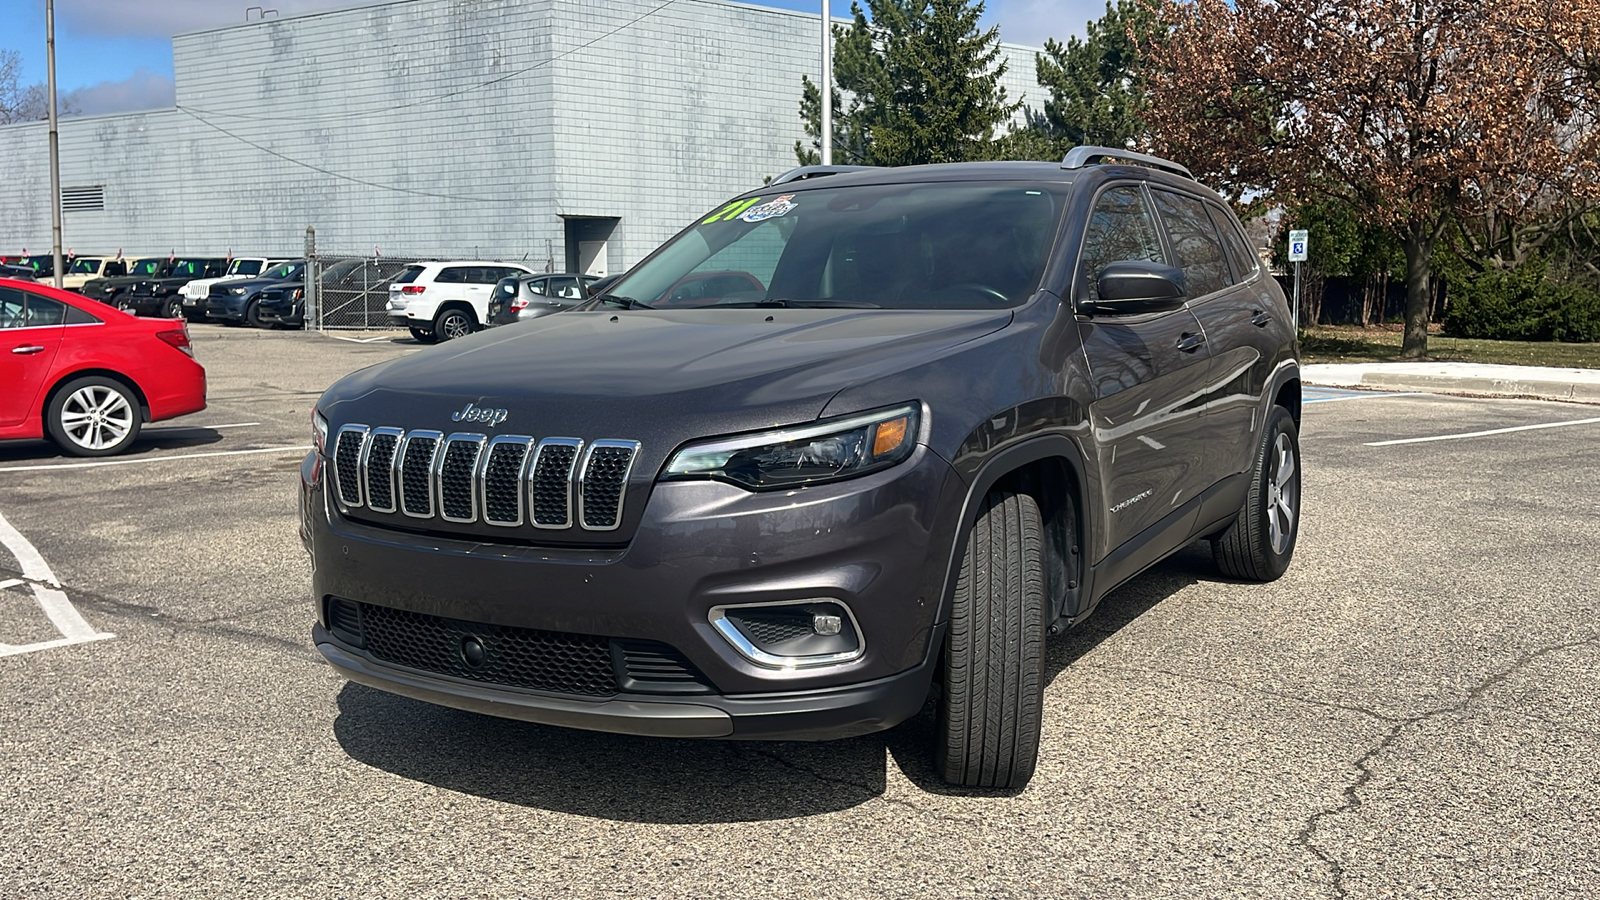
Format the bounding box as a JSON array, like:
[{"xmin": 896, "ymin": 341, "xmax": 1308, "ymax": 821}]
[
  {"xmin": 660, "ymin": 403, "xmax": 920, "ymax": 491},
  {"xmin": 231, "ymin": 287, "xmax": 248, "ymax": 295},
  {"xmin": 313, "ymin": 409, "xmax": 329, "ymax": 455}
]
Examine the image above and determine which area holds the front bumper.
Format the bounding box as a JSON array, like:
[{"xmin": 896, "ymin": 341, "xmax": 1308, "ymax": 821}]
[
  {"xmin": 301, "ymin": 442, "xmax": 965, "ymax": 740},
  {"xmin": 205, "ymin": 296, "xmax": 248, "ymax": 320}
]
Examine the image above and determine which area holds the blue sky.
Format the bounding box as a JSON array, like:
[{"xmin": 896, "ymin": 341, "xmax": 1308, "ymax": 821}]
[{"xmin": 0, "ymin": 0, "xmax": 1102, "ymax": 115}]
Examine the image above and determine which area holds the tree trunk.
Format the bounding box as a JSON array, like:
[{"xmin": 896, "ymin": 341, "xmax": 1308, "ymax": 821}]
[{"xmin": 1401, "ymin": 227, "xmax": 1435, "ymax": 358}]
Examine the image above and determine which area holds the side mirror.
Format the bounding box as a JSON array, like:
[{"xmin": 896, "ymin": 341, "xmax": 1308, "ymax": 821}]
[{"xmin": 1083, "ymin": 260, "xmax": 1187, "ymax": 315}]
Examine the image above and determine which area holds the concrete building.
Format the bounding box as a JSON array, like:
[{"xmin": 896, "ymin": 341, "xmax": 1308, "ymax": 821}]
[{"xmin": 0, "ymin": 0, "xmax": 1041, "ymax": 274}]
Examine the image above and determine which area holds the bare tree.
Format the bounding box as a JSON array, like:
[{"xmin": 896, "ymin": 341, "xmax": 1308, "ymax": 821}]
[
  {"xmin": 1, "ymin": 48, "xmax": 81, "ymax": 124},
  {"xmin": 1142, "ymin": 0, "xmax": 1600, "ymax": 357}
]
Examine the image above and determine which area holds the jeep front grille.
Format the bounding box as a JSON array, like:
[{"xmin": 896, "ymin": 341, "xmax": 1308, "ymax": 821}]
[{"xmin": 330, "ymin": 425, "xmax": 639, "ymax": 533}]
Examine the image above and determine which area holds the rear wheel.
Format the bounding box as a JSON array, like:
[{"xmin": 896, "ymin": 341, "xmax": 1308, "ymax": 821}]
[
  {"xmin": 408, "ymin": 325, "xmax": 437, "ymax": 344},
  {"xmin": 433, "ymin": 307, "xmax": 475, "ymax": 341},
  {"xmin": 47, "ymin": 376, "xmax": 142, "ymax": 457},
  {"xmin": 1211, "ymin": 406, "xmax": 1301, "ymax": 581},
  {"xmin": 937, "ymin": 490, "xmax": 1047, "ymax": 789}
]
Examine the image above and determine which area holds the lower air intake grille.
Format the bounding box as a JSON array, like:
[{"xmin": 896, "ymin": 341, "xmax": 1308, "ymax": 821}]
[
  {"xmin": 729, "ymin": 607, "xmax": 817, "ymax": 646},
  {"xmin": 358, "ymin": 602, "xmax": 617, "ymax": 696},
  {"xmin": 335, "ymin": 601, "xmax": 714, "ymax": 696}
]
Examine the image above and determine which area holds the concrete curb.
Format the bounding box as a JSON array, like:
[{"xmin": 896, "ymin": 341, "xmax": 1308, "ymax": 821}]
[{"xmin": 1303, "ymin": 362, "xmax": 1600, "ymax": 404}]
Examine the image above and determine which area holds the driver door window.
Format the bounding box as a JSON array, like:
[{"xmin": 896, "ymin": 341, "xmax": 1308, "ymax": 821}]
[{"xmin": 1077, "ymin": 185, "xmax": 1167, "ymax": 302}]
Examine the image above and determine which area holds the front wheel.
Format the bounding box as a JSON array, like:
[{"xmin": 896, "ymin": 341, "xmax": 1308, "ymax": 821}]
[
  {"xmin": 937, "ymin": 490, "xmax": 1047, "ymax": 789},
  {"xmin": 163, "ymin": 298, "xmax": 183, "ymax": 319},
  {"xmin": 245, "ymin": 301, "xmax": 266, "ymax": 328},
  {"xmin": 1211, "ymin": 406, "xmax": 1301, "ymax": 581},
  {"xmin": 47, "ymin": 376, "xmax": 143, "ymax": 457},
  {"xmin": 432, "ymin": 307, "xmax": 475, "ymax": 342}
]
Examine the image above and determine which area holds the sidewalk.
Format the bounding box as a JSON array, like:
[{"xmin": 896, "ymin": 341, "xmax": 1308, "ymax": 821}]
[{"xmin": 1303, "ymin": 362, "xmax": 1600, "ymax": 403}]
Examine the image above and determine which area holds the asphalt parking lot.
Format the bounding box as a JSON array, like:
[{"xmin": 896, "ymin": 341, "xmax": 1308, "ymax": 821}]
[{"xmin": 3, "ymin": 325, "xmax": 1597, "ymax": 898}]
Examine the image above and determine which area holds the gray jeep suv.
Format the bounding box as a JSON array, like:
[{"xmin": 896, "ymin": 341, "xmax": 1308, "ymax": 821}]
[{"xmin": 302, "ymin": 148, "xmax": 1301, "ymax": 789}]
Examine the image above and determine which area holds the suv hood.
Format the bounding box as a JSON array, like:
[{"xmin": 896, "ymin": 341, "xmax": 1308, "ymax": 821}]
[
  {"xmin": 211, "ymin": 272, "xmax": 301, "ymax": 294},
  {"xmin": 325, "ymin": 306, "xmax": 1009, "ymax": 444}
]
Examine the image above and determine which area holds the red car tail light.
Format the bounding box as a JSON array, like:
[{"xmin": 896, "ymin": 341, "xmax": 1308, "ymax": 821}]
[
  {"xmin": 511, "ymin": 298, "xmax": 529, "ymax": 311},
  {"xmin": 157, "ymin": 328, "xmax": 194, "ymax": 357},
  {"xmin": 401, "ymin": 285, "xmax": 426, "ymax": 294}
]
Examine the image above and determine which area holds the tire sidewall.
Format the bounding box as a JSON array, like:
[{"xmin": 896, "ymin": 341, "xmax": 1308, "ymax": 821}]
[
  {"xmin": 1254, "ymin": 408, "xmax": 1300, "ymax": 578},
  {"xmin": 433, "ymin": 308, "xmax": 474, "ymax": 342},
  {"xmin": 46, "ymin": 376, "xmax": 143, "ymax": 457}
]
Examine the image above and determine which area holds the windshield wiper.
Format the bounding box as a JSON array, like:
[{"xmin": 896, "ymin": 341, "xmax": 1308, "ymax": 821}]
[
  {"xmin": 592, "ymin": 293, "xmax": 652, "ymax": 310},
  {"xmin": 719, "ymin": 298, "xmax": 882, "ymax": 309}
]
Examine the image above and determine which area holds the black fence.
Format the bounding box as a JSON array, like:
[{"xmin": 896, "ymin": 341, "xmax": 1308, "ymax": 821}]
[{"xmin": 308, "ymin": 255, "xmax": 425, "ymax": 329}]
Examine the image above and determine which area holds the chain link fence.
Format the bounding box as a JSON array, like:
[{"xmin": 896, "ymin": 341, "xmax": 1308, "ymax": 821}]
[{"xmin": 304, "ymin": 254, "xmax": 426, "ymax": 330}]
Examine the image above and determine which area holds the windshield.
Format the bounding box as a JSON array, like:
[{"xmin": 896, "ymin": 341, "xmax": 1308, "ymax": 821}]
[
  {"xmin": 228, "ymin": 259, "xmax": 264, "ymax": 276},
  {"xmin": 131, "ymin": 259, "xmax": 163, "ymax": 276},
  {"xmin": 265, "ymin": 262, "xmax": 304, "ymax": 279},
  {"xmin": 68, "ymin": 258, "xmax": 101, "ymax": 274},
  {"xmin": 170, "ymin": 260, "xmax": 212, "ymax": 278},
  {"xmin": 603, "ymin": 183, "xmax": 1064, "ymax": 311}
]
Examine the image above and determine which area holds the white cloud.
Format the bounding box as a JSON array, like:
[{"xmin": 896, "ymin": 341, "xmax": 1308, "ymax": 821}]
[
  {"xmin": 984, "ymin": 0, "xmax": 1109, "ymax": 48},
  {"xmin": 63, "ymin": 67, "xmax": 176, "ymax": 115}
]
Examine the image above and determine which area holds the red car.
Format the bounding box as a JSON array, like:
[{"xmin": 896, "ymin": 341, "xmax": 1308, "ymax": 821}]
[{"xmin": 1, "ymin": 278, "xmax": 206, "ymax": 457}]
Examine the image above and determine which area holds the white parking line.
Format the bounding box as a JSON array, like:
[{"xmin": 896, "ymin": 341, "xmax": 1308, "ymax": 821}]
[
  {"xmin": 1366, "ymin": 416, "xmax": 1600, "ymax": 446},
  {"xmin": 1305, "ymin": 392, "xmax": 1420, "ymax": 404},
  {"xmin": 331, "ymin": 335, "xmax": 391, "ymax": 344},
  {"xmin": 144, "ymin": 421, "xmax": 260, "ymax": 432},
  {"xmin": 0, "ymin": 445, "xmax": 311, "ymax": 473},
  {"xmin": 0, "ymin": 510, "xmax": 114, "ymax": 658}
]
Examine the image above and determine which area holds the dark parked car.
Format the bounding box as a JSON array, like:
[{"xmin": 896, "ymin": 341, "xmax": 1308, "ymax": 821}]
[
  {"xmin": 304, "ymin": 149, "xmax": 1301, "ymax": 789},
  {"xmin": 81, "ymin": 258, "xmax": 173, "ymax": 306},
  {"xmin": 0, "ymin": 263, "xmax": 34, "ymax": 280},
  {"xmin": 204, "ymin": 260, "xmax": 305, "ymax": 326},
  {"xmin": 115, "ymin": 258, "xmax": 227, "ymax": 318},
  {"xmin": 254, "ymin": 284, "xmax": 305, "ymax": 328},
  {"xmin": 486, "ymin": 273, "xmax": 600, "ymax": 326}
]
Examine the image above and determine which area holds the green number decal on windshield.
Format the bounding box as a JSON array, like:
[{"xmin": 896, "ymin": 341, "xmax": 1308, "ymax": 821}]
[{"xmin": 701, "ymin": 198, "xmax": 761, "ymax": 224}]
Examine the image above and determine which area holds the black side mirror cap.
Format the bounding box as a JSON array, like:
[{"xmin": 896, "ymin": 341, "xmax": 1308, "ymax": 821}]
[{"xmin": 1081, "ymin": 260, "xmax": 1188, "ymax": 315}]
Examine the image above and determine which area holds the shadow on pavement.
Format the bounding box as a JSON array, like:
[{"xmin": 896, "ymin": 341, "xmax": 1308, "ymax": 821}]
[
  {"xmin": 333, "ymin": 543, "xmax": 1214, "ymax": 817},
  {"xmin": 0, "ymin": 427, "xmax": 226, "ymax": 463}
]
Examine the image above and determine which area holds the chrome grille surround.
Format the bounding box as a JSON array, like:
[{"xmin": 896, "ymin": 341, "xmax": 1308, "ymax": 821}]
[
  {"xmin": 329, "ymin": 425, "xmax": 639, "ymax": 534},
  {"xmin": 578, "ymin": 440, "xmax": 641, "ymax": 532},
  {"xmin": 479, "ymin": 435, "xmax": 534, "ymax": 527},
  {"xmin": 334, "ymin": 425, "xmax": 370, "ymax": 509},
  {"xmin": 529, "ymin": 438, "xmax": 583, "ymax": 530},
  {"xmin": 360, "ymin": 427, "xmax": 404, "ymax": 514},
  {"xmin": 398, "ymin": 430, "xmax": 444, "ymax": 519},
  {"xmin": 435, "ymin": 433, "xmax": 487, "ymax": 524}
]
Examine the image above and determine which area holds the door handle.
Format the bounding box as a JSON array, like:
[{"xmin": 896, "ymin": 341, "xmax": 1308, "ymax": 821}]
[
  {"xmin": 1176, "ymin": 332, "xmax": 1206, "ymax": 353},
  {"xmin": 11, "ymin": 345, "xmax": 46, "ymax": 355},
  {"xmin": 1251, "ymin": 310, "xmax": 1272, "ymax": 327}
]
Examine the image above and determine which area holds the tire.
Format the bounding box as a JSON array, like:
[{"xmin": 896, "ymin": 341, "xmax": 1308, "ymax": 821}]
[
  {"xmin": 1211, "ymin": 406, "xmax": 1301, "ymax": 581},
  {"xmin": 432, "ymin": 306, "xmax": 475, "ymax": 342},
  {"xmin": 163, "ymin": 298, "xmax": 183, "ymax": 319},
  {"xmin": 245, "ymin": 300, "xmax": 266, "ymax": 328},
  {"xmin": 46, "ymin": 376, "xmax": 142, "ymax": 457},
  {"xmin": 937, "ymin": 490, "xmax": 1047, "ymax": 789},
  {"xmin": 409, "ymin": 325, "xmax": 438, "ymax": 344}
]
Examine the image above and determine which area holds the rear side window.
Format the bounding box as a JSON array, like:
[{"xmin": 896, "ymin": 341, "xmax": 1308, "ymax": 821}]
[
  {"xmin": 1151, "ymin": 190, "xmax": 1231, "ymax": 298},
  {"xmin": 1208, "ymin": 203, "xmax": 1260, "ymax": 282},
  {"xmin": 1077, "ymin": 185, "xmax": 1166, "ymax": 303},
  {"xmin": 103, "ymin": 260, "xmax": 127, "ymax": 277},
  {"xmin": 437, "ymin": 267, "xmax": 468, "ymax": 284},
  {"xmin": 64, "ymin": 303, "xmax": 101, "ymax": 324},
  {"xmin": 394, "ymin": 265, "xmax": 425, "ymax": 285}
]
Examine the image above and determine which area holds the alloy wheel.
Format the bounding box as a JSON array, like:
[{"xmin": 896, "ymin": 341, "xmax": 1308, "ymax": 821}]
[
  {"xmin": 59, "ymin": 385, "xmax": 135, "ymax": 452},
  {"xmin": 1265, "ymin": 432, "xmax": 1297, "ymax": 555},
  {"xmin": 439, "ymin": 312, "xmax": 472, "ymax": 340}
]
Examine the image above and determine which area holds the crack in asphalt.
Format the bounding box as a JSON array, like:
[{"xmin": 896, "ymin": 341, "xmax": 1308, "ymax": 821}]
[
  {"xmin": 0, "ymin": 561, "xmax": 317, "ymax": 660},
  {"xmin": 1292, "ymin": 633, "xmax": 1600, "ymax": 899}
]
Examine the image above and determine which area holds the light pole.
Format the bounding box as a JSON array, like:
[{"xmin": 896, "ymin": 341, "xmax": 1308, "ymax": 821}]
[
  {"xmin": 820, "ymin": 0, "xmax": 831, "ymax": 166},
  {"xmin": 46, "ymin": 0, "xmax": 64, "ymax": 289}
]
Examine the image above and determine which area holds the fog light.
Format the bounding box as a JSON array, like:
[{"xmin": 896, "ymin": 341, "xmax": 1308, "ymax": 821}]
[
  {"xmin": 812, "ymin": 613, "xmax": 843, "ymax": 636},
  {"xmin": 710, "ymin": 600, "xmax": 863, "ymax": 669}
]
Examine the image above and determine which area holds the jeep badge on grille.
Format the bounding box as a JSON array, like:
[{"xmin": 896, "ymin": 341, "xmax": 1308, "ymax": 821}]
[{"xmin": 452, "ymin": 402, "xmax": 509, "ymax": 426}]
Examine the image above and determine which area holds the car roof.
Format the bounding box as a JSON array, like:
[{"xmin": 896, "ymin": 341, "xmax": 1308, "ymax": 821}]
[{"xmin": 751, "ymin": 158, "xmax": 1231, "ymax": 207}]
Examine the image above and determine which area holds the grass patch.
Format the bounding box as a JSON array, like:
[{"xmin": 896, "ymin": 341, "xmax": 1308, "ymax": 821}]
[{"xmin": 1300, "ymin": 325, "xmax": 1600, "ymax": 369}]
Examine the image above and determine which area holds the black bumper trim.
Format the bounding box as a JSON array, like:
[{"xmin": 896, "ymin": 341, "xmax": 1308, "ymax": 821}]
[{"xmin": 315, "ymin": 621, "xmax": 943, "ymax": 741}]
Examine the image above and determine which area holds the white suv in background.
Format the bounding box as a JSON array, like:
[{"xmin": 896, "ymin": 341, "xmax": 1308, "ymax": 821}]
[{"xmin": 386, "ymin": 260, "xmax": 537, "ymax": 343}]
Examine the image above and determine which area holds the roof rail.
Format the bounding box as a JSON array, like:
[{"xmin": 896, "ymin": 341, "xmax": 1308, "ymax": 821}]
[
  {"xmin": 769, "ymin": 165, "xmax": 881, "ymax": 186},
  {"xmin": 1061, "ymin": 146, "xmax": 1193, "ymax": 180}
]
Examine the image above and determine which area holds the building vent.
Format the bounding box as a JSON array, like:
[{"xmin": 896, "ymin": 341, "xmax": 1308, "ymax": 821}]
[{"xmin": 61, "ymin": 185, "xmax": 105, "ymax": 212}]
